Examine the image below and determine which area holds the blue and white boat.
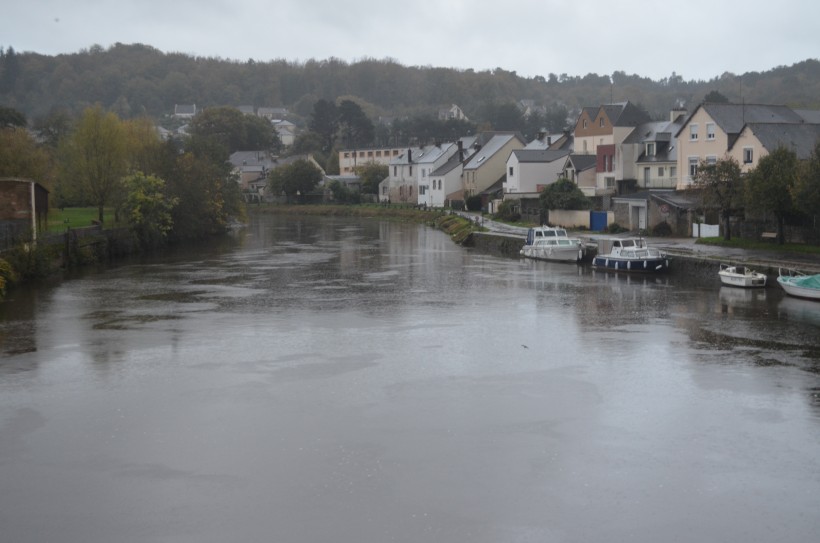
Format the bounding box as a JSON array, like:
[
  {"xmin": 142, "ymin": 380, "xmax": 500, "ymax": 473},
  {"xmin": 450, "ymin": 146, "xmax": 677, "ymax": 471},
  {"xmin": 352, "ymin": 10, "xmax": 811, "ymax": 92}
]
[{"xmin": 592, "ymin": 237, "xmax": 670, "ymax": 273}]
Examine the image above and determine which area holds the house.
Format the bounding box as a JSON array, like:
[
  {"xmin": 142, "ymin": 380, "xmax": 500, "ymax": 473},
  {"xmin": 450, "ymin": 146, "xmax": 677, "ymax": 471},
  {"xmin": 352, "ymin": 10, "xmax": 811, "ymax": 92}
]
[
  {"xmin": 274, "ymin": 120, "xmax": 297, "ymax": 147},
  {"xmin": 462, "ymin": 132, "xmax": 526, "ymax": 198},
  {"xmin": 257, "ymin": 107, "xmax": 289, "ymax": 121},
  {"xmin": 382, "ymin": 143, "xmax": 461, "ymax": 205},
  {"xmin": 0, "ymin": 177, "xmax": 49, "ymax": 248},
  {"xmin": 437, "ymin": 104, "xmax": 468, "ymax": 122},
  {"xmin": 563, "ymin": 154, "xmax": 597, "ymax": 197},
  {"xmin": 339, "ymin": 147, "xmax": 403, "ymax": 174},
  {"xmin": 573, "ymin": 101, "xmax": 651, "ymax": 196},
  {"xmin": 173, "ymin": 104, "xmax": 196, "ymax": 118},
  {"xmin": 674, "ymin": 103, "xmax": 811, "ymax": 188},
  {"xmin": 504, "ymin": 149, "xmax": 571, "ymax": 194},
  {"xmin": 428, "ymin": 138, "xmax": 478, "ymax": 207},
  {"xmin": 727, "ymin": 122, "xmax": 820, "ymax": 170},
  {"xmin": 623, "ymin": 109, "xmax": 686, "ymax": 192},
  {"xmin": 238, "ymin": 105, "xmax": 255, "ymax": 115},
  {"xmin": 611, "ymin": 190, "xmax": 699, "ymax": 236},
  {"xmin": 229, "ymin": 150, "xmax": 278, "ymax": 201}
]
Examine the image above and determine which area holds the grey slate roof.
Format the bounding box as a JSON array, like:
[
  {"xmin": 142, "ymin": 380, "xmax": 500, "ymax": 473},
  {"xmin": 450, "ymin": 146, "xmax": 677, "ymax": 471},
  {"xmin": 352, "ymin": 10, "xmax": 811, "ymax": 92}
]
[
  {"xmin": 602, "ymin": 101, "xmax": 651, "ymax": 127},
  {"xmin": 740, "ymin": 123, "xmax": 820, "ymax": 159},
  {"xmin": 566, "ymin": 154, "xmax": 596, "ymax": 171},
  {"xmin": 511, "ymin": 149, "xmax": 571, "ymax": 163},
  {"xmin": 676, "ymin": 103, "xmax": 805, "ymax": 138}
]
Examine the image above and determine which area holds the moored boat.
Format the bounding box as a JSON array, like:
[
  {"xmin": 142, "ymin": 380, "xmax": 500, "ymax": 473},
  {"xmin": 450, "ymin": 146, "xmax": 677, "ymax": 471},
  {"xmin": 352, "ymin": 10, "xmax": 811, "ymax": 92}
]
[
  {"xmin": 520, "ymin": 226, "xmax": 584, "ymax": 263},
  {"xmin": 777, "ymin": 268, "xmax": 820, "ymax": 300},
  {"xmin": 591, "ymin": 237, "xmax": 670, "ymax": 273},
  {"xmin": 718, "ymin": 264, "xmax": 767, "ymax": 288}
]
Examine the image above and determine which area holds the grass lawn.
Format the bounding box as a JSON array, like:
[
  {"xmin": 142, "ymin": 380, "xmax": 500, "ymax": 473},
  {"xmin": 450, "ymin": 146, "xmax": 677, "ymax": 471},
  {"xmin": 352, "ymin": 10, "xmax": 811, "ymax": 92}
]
[
  {"xmin": 695, "ymin": 236, "xmax": 820, "ymax": 255},
  {"xmin": 46, "ymin": 207, "xmax": 121, "ymax": 232}
]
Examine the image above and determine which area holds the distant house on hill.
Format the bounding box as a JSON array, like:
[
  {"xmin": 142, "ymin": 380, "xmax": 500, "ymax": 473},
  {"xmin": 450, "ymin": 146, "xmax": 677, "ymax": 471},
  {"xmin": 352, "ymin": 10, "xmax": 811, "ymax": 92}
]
[
  {"xmin": 438, "ymin": 104, "xmax": 468, "ymax": 122},
  {"xmin": 173, "ymin": 104, "xmax": 197, "ymax": 118}
]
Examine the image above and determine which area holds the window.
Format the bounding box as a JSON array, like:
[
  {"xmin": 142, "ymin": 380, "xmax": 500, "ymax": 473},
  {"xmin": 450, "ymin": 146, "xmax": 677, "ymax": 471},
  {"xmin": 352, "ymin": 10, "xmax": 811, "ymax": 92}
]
[
  {"xmin": 743, "ymin": 147, "xmax": 754, "ymax": 164},
  {"xmin": 706, "ymin": 123, "xmax": 715, "ymax": 140},
  {"xmin": 422, "ymin": 169, "xmax": 426, "ymax": 178},
  {"xmin": 409, "ymin": 166, "xmax": 413, "ymax": 176},
  {"xmin": 583, "ymin": 119, "xmax": 588, "ymax": 129},
  {"xmin": 419, "ymin": 185, "xmax": 426, "ymax": 195},
  {"xmin": 393, "ymin": 166, "xmax": 397, "ymax": 176},
  {"xmin": 367, "ymin": 151, "xmax": 373, "ymax": 157},
  {"xmin": 688, "ymin": 157, "xmax": 698, "ymax": 177},
  {"xmin": 643, "ymin": 167, "xmax": 650, "ymax": 185},
  {"xmin": 605, "ymin": 177, "xmax": 615, "ymax": 188},
  {"xmin": 359, "ymin": 151, "xmax": 365, "ymax": 157},
  {"xmin": 670, "ymin": 166, "xmax": 677, "ymax": 178},
  {"xmin": 706, "ymin": 155, "xmax": 717, "ymax": 165},
  {"xmin": 376, "ymin": 151, "xmax": 381, "ymax": 157},
  {"xmin": 599, "ymin": 117, "xmax": 605, "ymax": 127},
  {"xmin": 690, "ymin": 124, "xmax": 698, "ymax": 140},
  {"xmin": 658, "ymin": 167, "xmax": 665, "ymax": 178},
  {"xmin": 646, "ymin": 142, "xmax": 656, "ymax": 156},
  {"xmin": 343, "ymin": 152, "xmax": 350, "ymax": 158},
  {"xmin": 509, "ymin": 166, "xmax": 514, "ymax": 177}
]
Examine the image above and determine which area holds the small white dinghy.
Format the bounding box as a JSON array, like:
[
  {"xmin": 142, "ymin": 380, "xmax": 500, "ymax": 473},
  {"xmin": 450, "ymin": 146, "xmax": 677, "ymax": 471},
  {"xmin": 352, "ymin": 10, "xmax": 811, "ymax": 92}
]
[{"xmin": 718, "ymin": 264, "xmax": 767, "ymax": 288}]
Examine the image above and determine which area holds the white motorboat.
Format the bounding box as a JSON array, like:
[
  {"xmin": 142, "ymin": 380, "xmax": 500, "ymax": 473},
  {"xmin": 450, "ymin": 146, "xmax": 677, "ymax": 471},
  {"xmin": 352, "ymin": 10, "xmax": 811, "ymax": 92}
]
[
  {"xmin": 777, "ymin": 268, "xmax": 820, "ymax": 300},
  {"xmin": 718, "ymin": 264, "xmax": 767, "ymax": 288},
  {"xmin": 591, "ymin": 237, "xmax": 670, "ymax": 273},
  {"xmin": 520, "ymin": 226, "xmax": 583, "ymax": 263}
]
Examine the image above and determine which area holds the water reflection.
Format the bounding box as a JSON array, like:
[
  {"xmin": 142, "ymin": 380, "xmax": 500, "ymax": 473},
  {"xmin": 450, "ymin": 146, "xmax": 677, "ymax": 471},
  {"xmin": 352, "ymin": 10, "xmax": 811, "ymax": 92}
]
[{"xmin": 1, "ymin": 213, "xmax": 819, "ymax": 543}]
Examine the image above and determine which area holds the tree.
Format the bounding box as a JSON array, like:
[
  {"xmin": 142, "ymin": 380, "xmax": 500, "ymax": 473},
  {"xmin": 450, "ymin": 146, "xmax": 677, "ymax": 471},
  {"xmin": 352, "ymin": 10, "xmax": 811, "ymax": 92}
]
[
  {"xmin": 703, "ymin": 90, "xmax": 730, "ymax": 103},
  {"xmin": 308, "ymin": 99, "xmax": 338, "ymax": 152},
  {"xmin": 189, "ymin": 106, "xmax": 279, "ymax": 154},
  {"xmin": 693, "ymin": 157, "xmax": 743, "ymax": 240},
  {"xmin": 0, "ymin": 106, "xmax": 26, "ymax": 128},
  {"xmin": 539, "ymin": 178, "xmax": 591, "ymax": 213},
  {"xmin": 338, "ymin": 99, "xmax": 374, "ymax": 148},
  {"xmin": 794, "ymin": 141, "xmax": 820, "ymax": 221},
  {"xmin": 59, "ymin": 105, "xmax": 127, "ymax": 223},
  {"xmin": 746, "ymin": 146, "xmax": 799, "ymax": 244},
  {"xmin": 268, "ymin": 159, "xmax": 323, "ymax": 202},
  {"xmin": 0, "ymin": 127, "xmax": 55, "ymax": 185},
  {"xmin": 354, "ymin": 162, "xmax": 388, "ymax": 195},
  {"xmin": 121, "ymin": 173, "xmax": 178, "ymax": 248}
]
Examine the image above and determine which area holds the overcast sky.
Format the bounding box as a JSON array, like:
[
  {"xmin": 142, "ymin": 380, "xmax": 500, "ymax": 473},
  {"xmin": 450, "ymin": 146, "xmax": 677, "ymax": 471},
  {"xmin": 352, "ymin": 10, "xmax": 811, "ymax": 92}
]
[{"xmin": 3, "ymin": 0, "xmax": 818, "ymax": 82}]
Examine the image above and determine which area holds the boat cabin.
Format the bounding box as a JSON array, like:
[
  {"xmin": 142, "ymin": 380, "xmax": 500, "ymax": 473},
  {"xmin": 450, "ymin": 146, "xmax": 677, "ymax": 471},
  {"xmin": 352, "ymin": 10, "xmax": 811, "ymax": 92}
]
[{"xmin": 526, "ymin": 226, "xmax": 569, "ymax": 246}]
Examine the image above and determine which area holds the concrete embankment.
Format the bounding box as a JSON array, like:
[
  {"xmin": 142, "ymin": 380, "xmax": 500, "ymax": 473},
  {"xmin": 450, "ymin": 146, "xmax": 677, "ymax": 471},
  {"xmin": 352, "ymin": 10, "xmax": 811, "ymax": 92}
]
[{"xmin": 464, "ymin": 231, "xmax": 820, "ymax": 286}]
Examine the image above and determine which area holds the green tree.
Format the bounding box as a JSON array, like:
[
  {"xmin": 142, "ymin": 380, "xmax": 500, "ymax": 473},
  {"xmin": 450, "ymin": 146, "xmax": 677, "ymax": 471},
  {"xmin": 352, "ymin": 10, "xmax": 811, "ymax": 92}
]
[
  {"xmin": 189, "ymin": 106, "xmax": 279, "ymax": 154},
  {"xmin": 746, "ymin": 146, "xmax": 799, "ymax": 244},
  {"xmin": 308, "ymin": 99, "xmax": 338, "ymax": 152},
  {"xmin": 121, "ymin": 172, "xmax": 178, "ymax": 248},
  {"xmin": 0, "ymin": 127, "xmax": 55, "ymax": 185},
  {"xmin": 794, "ymin": 141, "xmax": 820, "ymax": 221},
  {"xmin": 354, "ymin": 162, "xmax": 388, "ymax": 195},
  {"xmin": 693, "ymin": 157, "xmax": 743, "ymax": 240},
  {"xmin": 268, "ymin": 159, "xmax": 323, "ymax": 202},
  {"xmin": 59, "ymin": 105, "xmax": 127, "ymax": 223},
  {"xmin": 0, "ymin": 105, "xmax": 26, "ymax": 128},
  {"xmin": 338, "ymin": 99, "xmax": 374, "ymax": 148},
  {"xmin": 539, "ymin": 178, "xmax": 591, "ymax": 212},
  {"xmin": 703, "ymin": 90, "xmax": 730, "ymax": 103}
]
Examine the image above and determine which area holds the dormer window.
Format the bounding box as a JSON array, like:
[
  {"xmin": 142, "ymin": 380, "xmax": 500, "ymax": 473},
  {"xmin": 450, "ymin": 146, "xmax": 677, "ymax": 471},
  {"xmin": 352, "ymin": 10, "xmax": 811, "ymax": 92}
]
[{"xmin": 646, "ymin": 142, "xmax": 656, "ymax": 156}]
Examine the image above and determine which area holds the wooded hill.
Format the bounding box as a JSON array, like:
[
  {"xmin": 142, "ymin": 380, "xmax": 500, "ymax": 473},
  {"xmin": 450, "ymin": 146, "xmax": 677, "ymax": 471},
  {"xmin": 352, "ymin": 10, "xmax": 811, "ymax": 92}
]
[{"xmin": 1, "ymin": 43, "xmax": 819, "ymax": 131}]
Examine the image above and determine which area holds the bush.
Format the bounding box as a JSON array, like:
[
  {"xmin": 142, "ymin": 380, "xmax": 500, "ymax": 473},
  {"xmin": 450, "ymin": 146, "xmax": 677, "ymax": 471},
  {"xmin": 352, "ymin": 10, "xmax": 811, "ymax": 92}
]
[
  {"xmin": 465, "ymin": 195, "xmax": 483, "ymax": 212},
  {"xmin": 606, "ymin": 222, "xmax": 627, "ymax": 234},
  {"xmin": 494, "ymin": 200, "xmax": 521, "ymax": 222},
  {"xmin": 651, "ymin": 221, "xmax": 673, "ymax": 237}
]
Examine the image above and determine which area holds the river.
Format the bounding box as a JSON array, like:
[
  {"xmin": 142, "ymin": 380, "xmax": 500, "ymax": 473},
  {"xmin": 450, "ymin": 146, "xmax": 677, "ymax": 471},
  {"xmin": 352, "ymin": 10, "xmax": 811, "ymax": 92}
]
[{"xmin": 1, "ymin": 212, "xmax": 819, "ymax": 543}]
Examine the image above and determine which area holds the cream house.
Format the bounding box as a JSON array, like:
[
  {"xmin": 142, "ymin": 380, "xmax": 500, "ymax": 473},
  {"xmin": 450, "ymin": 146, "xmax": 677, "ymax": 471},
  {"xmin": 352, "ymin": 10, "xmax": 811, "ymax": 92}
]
[
  {"xmin": 728, "ymin": 122, "xmax": 820, "ymax": 170},
  {"xmin": 462, "ymin": 132, "xmax": 526, "ymax": 197},
  {"xmin": 674, "ymin": 103, "xmax": 808, "ymax": 189}
]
